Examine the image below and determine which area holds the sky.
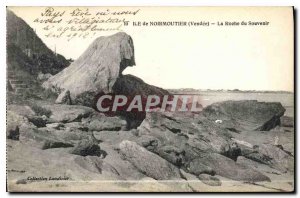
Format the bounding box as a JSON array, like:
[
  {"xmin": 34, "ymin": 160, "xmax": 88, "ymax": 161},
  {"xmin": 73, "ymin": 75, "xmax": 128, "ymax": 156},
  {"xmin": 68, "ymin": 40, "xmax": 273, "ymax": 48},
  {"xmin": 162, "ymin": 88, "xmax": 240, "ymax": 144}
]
[{"xmin": 8, "ymin": 6, "xmax": 294, "ymax": 91}]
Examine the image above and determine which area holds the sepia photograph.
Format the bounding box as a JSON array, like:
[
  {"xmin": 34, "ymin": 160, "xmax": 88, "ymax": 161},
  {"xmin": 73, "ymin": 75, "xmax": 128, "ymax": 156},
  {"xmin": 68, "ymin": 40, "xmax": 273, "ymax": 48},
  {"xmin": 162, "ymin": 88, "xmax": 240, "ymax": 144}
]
[{"xmin": 5, "ymin": 6, "xmax": 294, "ymax": 192}]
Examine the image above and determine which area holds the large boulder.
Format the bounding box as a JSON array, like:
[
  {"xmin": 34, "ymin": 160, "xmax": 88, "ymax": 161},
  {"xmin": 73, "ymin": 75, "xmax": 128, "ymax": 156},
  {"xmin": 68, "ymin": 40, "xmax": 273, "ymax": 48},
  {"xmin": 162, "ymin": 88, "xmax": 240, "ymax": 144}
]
[
  {"xmin": 236, "ymin": 156, "xmax": 282, "ymax": 175},
  {"xmin": 119, "ymin": 140, "xmax": 182, "ymax": 180},
  {"xmin": 70, "ymin": 139, "xmax": 101, "ymax": 157},
  {"xmin": 186, "ymin": 158, "xmax": 216, "ymax": 176},
  {"xmin": 43, "ymin": 32, "xmax": 135, "ymax": 99},
  {"xmin": 41, "ymin": 104, "xmax": 94, "ymax": 123},
  {"xmin": 74, "ymin": 156, "xmax": 120, "ymax": 175},
  {"xmin": 42, "ymin": 33, "xmax": 171, "ymax": 129},
  {"xmin": 112, "ymin": 74, "xmax": 169, "ymax": 98},
  {"xmin": 7, "ymin": 106, "xmax": 96, "ymax": 147},
  {"xmin": 37, "ymin": 127, "xmax": 93, "ymax": 146},
  {"xmin": 111, "ymin": 74, "xmax": 170, "ymax": 129},
  {"xmin": 243, "ymin": 144, "xmax": 294, "ymax": 172},
  {"xmin": 81, "ymin": 113, "xmax": 127, "ymax": 131},
  {"xmin": 137, "ymin": 111, "xmax": 232, "ymax": 162},
  {"xmin": 202, "ymin": 100, "xmax": 285, "ymax": 131},
  {"xmin": 198, "ymin": 152, "xmax": 270, "ymax": 182},
  {"xmin": 6, "ymin": 110, "xmax": 39, "ymax": 142}
]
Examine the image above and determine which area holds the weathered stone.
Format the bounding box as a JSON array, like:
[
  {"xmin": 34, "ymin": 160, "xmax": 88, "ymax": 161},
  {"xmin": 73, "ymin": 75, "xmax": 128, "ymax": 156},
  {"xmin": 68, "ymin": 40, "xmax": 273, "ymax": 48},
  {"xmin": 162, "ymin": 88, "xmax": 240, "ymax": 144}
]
[
  {"xmin": 119, "ymin": 140, "xmax": 182, "ymax": 180},
  {"xmin": 187, "ymin": 158, "xmax": 216, "ymax": 176},
  {"xmin": 240, "ymin": 142, "xmax": 294, "ymax": 173},
  {"xmin": 111, "ymin": 74, "xmax": 170, "ymax": 129},
  {"xmin": 43, "ymin": 32, "xmax": 135, "ymax": 99},
  {"xmin": 202, "ymin": 100, "xmax": 285, "ymax": 131},
  {"xmin": 257, "ymin": 144, "xmax": 293, "ymax": 172},
  {"xmin": 236, "ymin": 156, "xmax": 282, "ymax": 175},
  {"xmin": 42, "ymin": 32, "xmax": 170, "ymax": 130},
  {"xmin": 74, "ymin": 156, "xmax": 119, "ymax": 175},
  {"xmin": 198, "ymin": 174, "xmax": 222, "ymax": 186},
  {"xmin": 46, "ymin": 122, "xmax": 64, "ymax": 130},
  {"xmin": 82, "ymin": 113, "xmax": 127, "ymax": 131},
  {"xmin": 93, "ymin": 131, "xmax": 136, "ymax": 149},
  {"xmin": 221, "ymin": 142, "xmax": 242, "ymax": 161},
  {"xmin": 27, "ymin": 116, "xmax": 47, "ymax": 128},
  {"xmin": 137, "ymin": 111, "xmax": 232, "ymax": 168},
  {"xmin": 240, "ymin": 145, "xmax": 273, "ymax": 165},
  {"xmin": 55, "ymin": 89, "xmax": 72, "ymax": 105},
  {"xmin": 137, "ymin": 135, "xmax": 160, "ymax": 152},
  {"xmin": 64, "ymin": 122, "xmax": 88, "ymax": 131},
  {"xmin": 112, "ymin": 74, "xmax": 169, "ymax": 98},
  {"xmin": 199, "ymin": 152, "xmax": 271, "ymax": 182},
  {"xmin": 70, "ymin": 139, "xmax": 101, "ymax": 157},
  {"xmin": 157, "ymin": 145, "xmax": 185, "ymax": 167},
  {"xmin": 41, "ymin": 104, "xmax": 94, "ymax": 123},
  {"xmin": 18, "ymin": 123, "xmax": 74, "ymax": 147},
  {"xmin": 38, "ymin": 126, "xmax": 93, "ymax": 145},
  {"xmin": 42, "ymin": 140, "xmax": 73, "ymax": 150}
]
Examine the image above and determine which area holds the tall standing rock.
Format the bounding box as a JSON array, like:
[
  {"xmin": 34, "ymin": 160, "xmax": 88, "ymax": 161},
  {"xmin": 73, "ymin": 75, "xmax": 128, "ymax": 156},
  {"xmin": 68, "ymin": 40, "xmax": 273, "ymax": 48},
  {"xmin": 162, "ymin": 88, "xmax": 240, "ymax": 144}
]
[
  {"xmin": 43, "ymin": 32, "xmax": 171, "ymax": 130},
  {"xmin": 43, "ymin": 32, "xmax": 135, "ymax": 99}
]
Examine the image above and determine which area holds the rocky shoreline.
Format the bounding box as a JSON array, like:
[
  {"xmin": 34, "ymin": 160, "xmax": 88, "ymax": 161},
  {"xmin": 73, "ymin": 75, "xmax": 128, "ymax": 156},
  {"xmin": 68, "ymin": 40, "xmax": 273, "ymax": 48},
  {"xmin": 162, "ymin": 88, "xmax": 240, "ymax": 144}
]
[
  {"xmin": 6, "ymin": 30, "xmax": 294, "ymax": 192},
  {"xmin": 6, "ymin": 98, "xmax": 294, "ymax": 192}
]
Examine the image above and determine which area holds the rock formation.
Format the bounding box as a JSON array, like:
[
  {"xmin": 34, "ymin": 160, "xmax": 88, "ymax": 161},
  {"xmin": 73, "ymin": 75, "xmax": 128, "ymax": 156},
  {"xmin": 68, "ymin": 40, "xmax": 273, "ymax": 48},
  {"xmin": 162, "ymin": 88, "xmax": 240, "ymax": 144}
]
[
  {"xmin": 201, "ymin": 100, "xmax": 285, "ymax": 131},
  {"xmin": 43, "ymin": 33, "xmax": 172, "ymax": 121},
  {"xmin": 119, "ymin": 140, "xmax": 182, "ymax": 180},
  {"xmin": 7, "ymin": 28, "xmax": 294, "ymax": 191},
  {"xmin": 112, "ymin": 74, "xmax": 169, "ymax": 97},
  {"xmin": 43, "ymin": 32, "xmax": 136, "ymax": 99},
  {"xmin": 197, "ymin": 153, "xmax": 270, "ymax": 182},
  {"xmin": 43, "ymin": 32, "xmax": 172, "ymax": 129}
]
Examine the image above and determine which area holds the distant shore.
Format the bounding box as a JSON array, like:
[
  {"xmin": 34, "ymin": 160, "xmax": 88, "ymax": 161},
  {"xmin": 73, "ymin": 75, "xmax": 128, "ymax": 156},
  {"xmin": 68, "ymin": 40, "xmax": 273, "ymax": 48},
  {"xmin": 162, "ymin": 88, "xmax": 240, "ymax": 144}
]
[{"xmin": 168, "ymin": 89, "xmax": 293, "ymax": 94}]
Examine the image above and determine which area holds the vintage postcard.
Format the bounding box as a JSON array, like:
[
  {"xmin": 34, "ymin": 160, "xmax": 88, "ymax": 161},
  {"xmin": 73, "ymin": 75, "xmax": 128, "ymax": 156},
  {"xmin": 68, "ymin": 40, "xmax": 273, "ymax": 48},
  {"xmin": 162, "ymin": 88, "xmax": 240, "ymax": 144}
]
[{"xmin": 6, "ymin": 6, "xmax": 294, "ymax": 192}]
